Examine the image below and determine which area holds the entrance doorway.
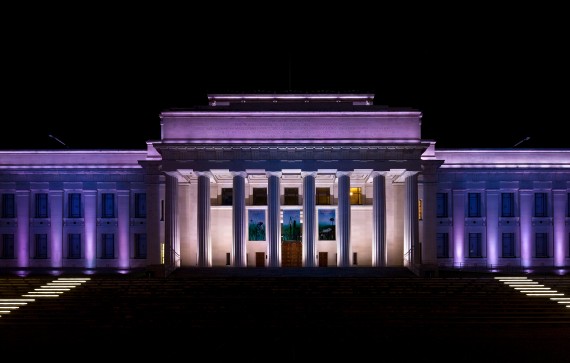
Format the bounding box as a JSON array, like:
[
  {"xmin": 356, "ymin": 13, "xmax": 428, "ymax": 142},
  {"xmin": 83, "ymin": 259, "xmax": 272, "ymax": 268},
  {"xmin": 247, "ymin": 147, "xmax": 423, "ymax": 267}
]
[
  {"xmin": 282, "ymin": 241, "xmax": 302, "ymax": 267},
  {"xmin": 255, "ymin": 252, "xmax": 265, "ymax": 267},
  {"xmin": 318, "ymin": 252, "xmax": 328, "ymax": 267}
]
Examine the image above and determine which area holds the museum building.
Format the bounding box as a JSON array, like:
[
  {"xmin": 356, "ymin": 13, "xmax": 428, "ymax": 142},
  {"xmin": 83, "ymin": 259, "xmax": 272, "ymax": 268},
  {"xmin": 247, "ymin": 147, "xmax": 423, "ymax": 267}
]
[{"xmin": 0, "ymin": 93, "xmax": 569, "ymax": 274}]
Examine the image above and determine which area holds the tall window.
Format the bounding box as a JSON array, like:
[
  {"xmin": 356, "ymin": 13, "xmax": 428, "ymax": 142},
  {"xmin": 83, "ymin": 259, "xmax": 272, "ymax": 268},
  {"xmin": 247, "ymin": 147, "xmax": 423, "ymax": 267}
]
[
  {"xmin": 221, "ymin": 188, "xmax": 233, "ymax": 206},
  {"xmin": 534, "ymin": 192, "xmax": 548, "ymax": 217},
  {"xmin": 35, "ymin": 234, "xmax": 48, "ymax": 259},
  {"xmin": 350, "ymin": 187, "xmax": 362, "ymax": 205},
  {"xmin": 35, "ymin": 193, "xmax": 48, "ymax": 218},
  {"xmin": 535, "ymin": 232, "xmax": 548, "ymax": 258},
  {"xmin": 316, "ymin": 187, "xmax": 331, "ymax": 205},
  {"xmin": 502, "ymin": 232, "xmax": 516, "ymax": 258},
  {"xmin": 436, "ymin": 233, "xmax": 449, "ymax": 258},
  {"xmin": 418, "ymin": 199, "xmax": 423, "ymax": 220},
  {"xmin": 468, "ymin": 233, "xmax": 482, "ymax": 258},
  {"xmin": 68, "ymin": 193, "xmax": 82, "ymax": 218},
  {"xmin": 134, "ymin": 233, "xmax": 147, "ymax": 259},
  {"xmin": 436, "ymin": 193, "xmax": 448, "ymax": 218},
  {"xmin": 101, "ymin": 233, "xmax": 114, "ymax": 259},
  {"xmin": 284, "ymin": 188, "xmax": 299, "ymax": 205},
  {"xmin": 134, "ymin": 193, "xmax": 146, "ymax": 218},
  {"xmin": 468, "ymin": 193, "xmax": 481, "ymax": 218},
  {"xmin": 1, "ymin": 234, "xmax": 15, "ymax": 259},
  {"xmin": 1, "ymin": 193, "xmax": 15, "ymax": 218},
  {"xmin": 68, "ymin": 233, "xmax": 81, "ymax": 259},
  {"xmin": 102, "ymin": 193, "xmax": 115, "ymax": 218},
  {"xmin": 252, "ymin": 188, "xmax": 267, "ymax": 205},
  {"xmin": 501, "ymin": 192, "xmax": 515, "ymax": 217}
]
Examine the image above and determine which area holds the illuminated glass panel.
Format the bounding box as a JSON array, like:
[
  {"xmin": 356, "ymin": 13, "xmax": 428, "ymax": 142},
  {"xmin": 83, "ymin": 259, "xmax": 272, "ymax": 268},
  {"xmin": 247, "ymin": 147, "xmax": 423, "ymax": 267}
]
[{"xmin": 350, "ymin": 187, "xmax": 362, "ymax": 205}]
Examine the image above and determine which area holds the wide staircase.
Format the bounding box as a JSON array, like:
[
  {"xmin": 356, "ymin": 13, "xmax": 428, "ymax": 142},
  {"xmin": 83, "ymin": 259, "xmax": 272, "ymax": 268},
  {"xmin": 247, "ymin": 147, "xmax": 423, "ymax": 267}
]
[{"xmin": 1, "ymin": 267, "xmax": 569, "ymax": 361}]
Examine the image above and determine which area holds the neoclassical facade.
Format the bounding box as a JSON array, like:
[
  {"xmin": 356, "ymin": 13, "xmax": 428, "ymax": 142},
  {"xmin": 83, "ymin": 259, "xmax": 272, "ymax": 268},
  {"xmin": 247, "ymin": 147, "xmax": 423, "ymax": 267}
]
[{"xmin": 1, "ymin": 94, "xmax": 569, "ymax": 273}]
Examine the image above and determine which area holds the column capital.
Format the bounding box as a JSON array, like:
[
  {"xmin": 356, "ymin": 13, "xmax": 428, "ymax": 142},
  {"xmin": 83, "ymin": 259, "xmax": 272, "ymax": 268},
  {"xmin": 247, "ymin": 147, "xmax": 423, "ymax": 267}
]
[
  {"xmin": 370, "ymin": 171, "xmax": 389, "ymax": 178},
  {"xmin": 336, "ymin": 171, "xmax": 352, "ymax": 178},
  {"xmin": 266, "ymin": 171, "xmax": 282, "ymax": 178},
  {"xmin": 232, "ymin": 171, "xmax": 248, "ymax": 178},
  {"xmin": 195, "ymin": 171, "xmax": 214, "ymax": 180},
  {"xmin": 301, "ymin": 171, "xmax": 317, "ymax": 178},
  {"xmin": 165, "ymin": 170, "xmax": 188, "ymax": 182}
]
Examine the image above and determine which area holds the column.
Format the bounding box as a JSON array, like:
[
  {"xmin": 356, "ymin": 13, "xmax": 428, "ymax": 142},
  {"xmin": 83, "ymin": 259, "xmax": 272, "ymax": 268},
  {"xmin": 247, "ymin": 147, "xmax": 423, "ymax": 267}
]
[
  {"xmin": 145, "ymin": 171, "xmax": 162, "ymax": 265},
  {"xmin": 404, "ymin": 172, "xmax": 420, "ymax": 266},
  {"xmin": 372, "ymin": 172, "xmax": 386, "ymax": 267},
  {"xmin": 486, "ymin": 190, "xmax": 500, "ymax": 267},
  {"xmin": 519, "ymin": 189, "xmax": 533, "ymax": 267},
  {"xmin": 117, "ymin": 190, "xmax": 130, "ymax": 269},
  {"xmin": 84, "ymin": 189, "xmax": 97, "ymax": 268},
  {"xmin": 16, "ymin": 190, "xmax": 30, "ymax": 268},
  {"xmin": 452, "ymin": 189, "xmax": 466, "ymax": 267},
  {"xmin": 267, "ymin": 172, "xmax": 281, "ymax": 267},
  {"xmin": 302, "ymin": 172, "xmax": 316, "ymax": 267},
  {"xmin": 49, "ymin": 190, "xmax": 63, "ymax": 268},
  {"xmin": 552, "ymin": 189, "xmax": 566, "ymax": 267},
  {"xmin": 337, "ymin": 172, "xmax": 351, "ymax": 267},
  {"xmin": 419, "ymin": 162, "xmax": 441, "ymax": 266},
  {"xmin": 165, "ymin": 173, "xmax": 180, "ymax": 269},
  {"xmin": 197, "ymin": 173, "xmax": 211, "ymax": 267},
  {"xmin": 232, "ymin": 172, "xmax": 247, "ymax": 267}
]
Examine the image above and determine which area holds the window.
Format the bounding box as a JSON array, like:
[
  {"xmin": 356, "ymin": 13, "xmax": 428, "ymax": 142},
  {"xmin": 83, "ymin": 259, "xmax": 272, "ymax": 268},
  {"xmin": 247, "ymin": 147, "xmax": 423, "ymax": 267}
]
[
  {"xmin": 68, "ymin": 233, "xmax": 81, "ymax": 259},
  {"xmin": 35, "ymin": 193, "xmax": 48, "ymax": 218},
  {"xmin": 101, "ymin": 233, "xmax": 114, "ymax": 259},
  {"xmin": 252, "ymin": 188, "xmax": 267, "ymax": 205},
  {"xmin": 352, "ymin": 252, "xmax": 358, "ymax": 266},
  {"xmin": 501, "ymin": 192, "xmax": 515, "ymax": 217},
  {"xmin": 35, "ymin": 234, "xmax": 48, "ymax": 259},
  {"xmin": 535, "ymin": 233, "xmax": 548, "ymax": 258},
  {"xmin": 284, "ymin": 188, "xmax": 299, "ymax": 205},
  {"xmin": 1, "ymin": 193, "xmax": 15, "ymax": 218},
  {"xmin": 1, "ymin": 234, "xmax": 15, "ymax": 259},
  {"xmin": 134, "ymin": 233, "xmax": 147, "ymax": 259},
  {"xmin": 221, "ymin": 188, "xmax": 233, "ymax": 206},
  {"xmin": 502, "ymin": 233, "xmax": 516, "ymax": 258},
  {"xmin": 468, "ymin": 193, "xmax": 481, "ymax": 218},
  {"xmin": 102, "ymin": 193, "xmax": 115, "ymax": 218},
  {"xmin": 350, "ymin": 187, "xmax": 362, "ymax": 205},
  {"xmin": 226, "ymin": 252, "xmax": 231, "ymax": 266},
  {"xmin": 534, "ymin": 192, "xmax": 548, "ymax": 217},
  {"xmin": 316, "ymin": 187, "xmax": 331, "ymax": 205},
  {"xmin": 468, "ymin": 233, "xmax": 482, "ymax": 258},
  {"xmin": 436, "ymin": 193, "xmax": 448, "ymax": 218},
  {"xmin": 68, "ymin": 193, "xmax": 82, "ymax": 218},
  {"xmin": 436, "ymin": 233, "xmax": 449, "ymax": 258},
  {"xmin": 134, "ymin": 193, "xmax": 146, "ymax": 218}
]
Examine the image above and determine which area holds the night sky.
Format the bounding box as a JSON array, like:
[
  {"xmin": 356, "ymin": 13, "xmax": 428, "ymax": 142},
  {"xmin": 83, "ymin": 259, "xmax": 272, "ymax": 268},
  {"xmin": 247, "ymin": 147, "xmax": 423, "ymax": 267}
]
[{"xmin": 3, "ymin": 7, "xmax": 567, "ymax": 150}]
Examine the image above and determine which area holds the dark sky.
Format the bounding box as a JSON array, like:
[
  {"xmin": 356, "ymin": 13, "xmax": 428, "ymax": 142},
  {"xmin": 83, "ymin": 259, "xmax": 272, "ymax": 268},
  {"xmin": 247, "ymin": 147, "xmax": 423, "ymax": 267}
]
[{"xmin": 3, "ymin": 6, "xmax": 567, "ymax": 150}]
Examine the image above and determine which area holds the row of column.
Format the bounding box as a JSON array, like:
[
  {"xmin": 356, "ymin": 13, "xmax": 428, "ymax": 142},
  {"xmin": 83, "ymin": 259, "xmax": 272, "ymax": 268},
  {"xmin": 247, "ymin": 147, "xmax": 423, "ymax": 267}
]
[
  {"xmin": 13, "ymin": 189, "xmax": 131, "ymax": 269},
  {"xmin": 163, "ymin": 170, "xmax": 420, "ymax": 268}
]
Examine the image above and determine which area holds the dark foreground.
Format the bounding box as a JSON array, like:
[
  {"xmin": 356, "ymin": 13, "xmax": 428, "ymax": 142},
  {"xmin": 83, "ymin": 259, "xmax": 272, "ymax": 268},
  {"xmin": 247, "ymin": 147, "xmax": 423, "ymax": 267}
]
[{"xmin": 1, "ymin": 267, "xmax": 569, "ymax": 362}]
